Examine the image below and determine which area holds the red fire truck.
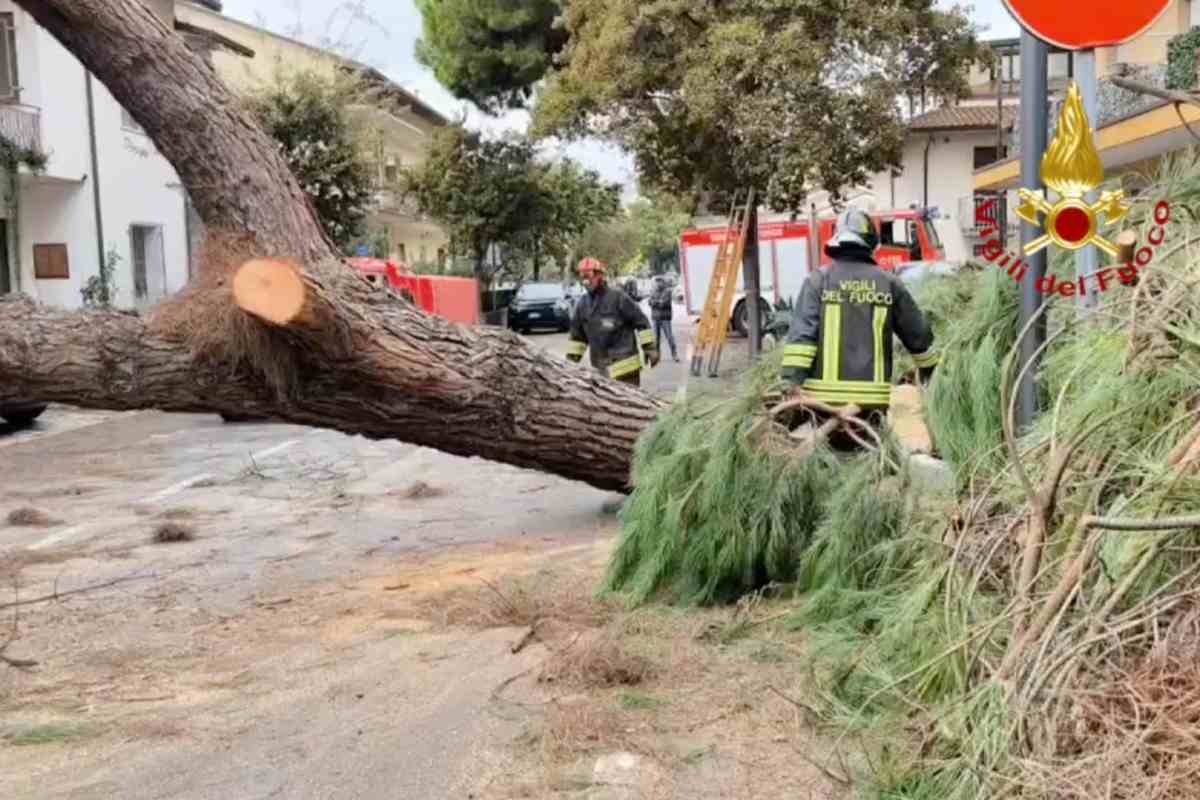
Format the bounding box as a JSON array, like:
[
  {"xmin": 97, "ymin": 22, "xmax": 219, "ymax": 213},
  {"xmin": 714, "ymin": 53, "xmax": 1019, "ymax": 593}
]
[
  {"xmin": 347, "ymin": 258, "xmax": 481, "ymax": 325},
  {"xmin": 679, "ymin": 207, "xmax": 947, "ymax": 334}
]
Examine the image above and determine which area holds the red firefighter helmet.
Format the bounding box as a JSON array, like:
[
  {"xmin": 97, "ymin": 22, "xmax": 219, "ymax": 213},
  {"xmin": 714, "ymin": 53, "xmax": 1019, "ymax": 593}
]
[{"xmin": 577, "ymin": 257, "xmax": 607, "ymax": 276}]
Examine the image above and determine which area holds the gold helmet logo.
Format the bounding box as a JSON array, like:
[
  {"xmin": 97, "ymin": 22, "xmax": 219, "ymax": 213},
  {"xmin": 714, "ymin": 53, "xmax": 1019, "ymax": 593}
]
[{"xmin": 1016, "ymin": 81, "xmax": 1130, "ymax": 257}]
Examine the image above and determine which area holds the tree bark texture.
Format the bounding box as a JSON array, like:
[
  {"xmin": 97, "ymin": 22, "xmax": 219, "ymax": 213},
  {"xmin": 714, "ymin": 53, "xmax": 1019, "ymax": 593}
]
[
  {"xmin": 3, "ymin": 0, "xmax": 667, "ymax": 493},
  {"xmin": 0, "ymin": 295, "xmax": 663, "ymax": 492}
]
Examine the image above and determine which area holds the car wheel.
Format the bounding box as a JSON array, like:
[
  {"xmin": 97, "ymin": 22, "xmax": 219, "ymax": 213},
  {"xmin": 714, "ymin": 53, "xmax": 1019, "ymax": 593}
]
[
  {"xmin": 1, "ymin": 404, "xmax": 47, "ymax": 427},
  {"xmin": 732, "ymin": 299, "xmax": 772, "ymax": 337}
]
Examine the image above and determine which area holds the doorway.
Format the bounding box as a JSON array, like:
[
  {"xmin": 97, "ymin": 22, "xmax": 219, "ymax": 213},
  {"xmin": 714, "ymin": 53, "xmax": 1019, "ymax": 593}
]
[{"xmin": 130, "ymin": 224, "xmax": 166, "ymax": 307}]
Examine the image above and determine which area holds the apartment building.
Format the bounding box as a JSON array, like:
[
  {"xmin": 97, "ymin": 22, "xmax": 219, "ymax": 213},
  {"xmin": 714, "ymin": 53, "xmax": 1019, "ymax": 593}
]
[
  {"xmin": 174, "ymin": 1, "xmax": 451, "ymax": 269},
  {"xmin": 853, "ymin": 0, "xmax": 1200, "ymax": 266},
  {"xmin": 0, "ymin": 1, "xmax": 220, "ymax": 309}
]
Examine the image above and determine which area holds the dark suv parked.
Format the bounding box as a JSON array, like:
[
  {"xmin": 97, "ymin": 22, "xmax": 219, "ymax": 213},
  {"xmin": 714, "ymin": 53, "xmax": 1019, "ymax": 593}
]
[{"xmin": 509, "ymin": 282, "xmax": 571, "ymax": 333}]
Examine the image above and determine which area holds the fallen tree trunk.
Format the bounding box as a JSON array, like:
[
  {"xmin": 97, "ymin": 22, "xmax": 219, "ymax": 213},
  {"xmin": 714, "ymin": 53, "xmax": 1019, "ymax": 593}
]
[
  {"xmin": 0, "ymin": 0, "xmax": 666, "ymax": 493},
  {"xmin": 0, "ymin": 290, "xmax": 662, "ymax": 492}
]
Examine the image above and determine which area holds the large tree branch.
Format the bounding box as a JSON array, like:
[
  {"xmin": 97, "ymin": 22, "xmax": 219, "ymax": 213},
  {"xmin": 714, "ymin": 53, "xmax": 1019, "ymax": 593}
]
[
  {"xmin": 1, "ymin": 0, "xmax": 668, "ymax": 493},
  {"xmin": 0, "ymin": 295, "xmax": 664, "ymax": 492}
]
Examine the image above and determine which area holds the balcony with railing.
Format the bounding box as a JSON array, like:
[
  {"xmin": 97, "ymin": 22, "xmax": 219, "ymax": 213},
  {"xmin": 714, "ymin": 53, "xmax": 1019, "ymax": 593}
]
[
  {"xmin": 0, "ymin": 102, "xmax": 40, "ymax": 153},
  {"xmin": 370, "ymin": 186, "xmax": 425, "ymax": 219}
]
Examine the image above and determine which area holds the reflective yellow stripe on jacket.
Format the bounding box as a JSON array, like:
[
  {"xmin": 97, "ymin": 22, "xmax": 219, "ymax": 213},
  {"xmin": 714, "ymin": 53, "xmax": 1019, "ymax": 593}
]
[
  {"xmin": 782, "ymin": 343, "xmax": 817, "ymax": 370},
  {"xmin": 822, "ymin": 304, "xmax": 842, "ymax": 380},
  {"xmin": 637, "ymin": 329, "xmax": 655, "ymax": 348},
  {"xmin": 802, "ymin": 379, "xmax": 892, "ymax": 408},
  {"xmin": 873, "ymin": 306, "xmax": 887, "ymax": 384},
  {"xmin": 566, "ymin": 341, "xmax": 587, "ymax": 360},
  {"xmin": 608, "ymin": 355, "xmax": 641, "ymax": 379}
]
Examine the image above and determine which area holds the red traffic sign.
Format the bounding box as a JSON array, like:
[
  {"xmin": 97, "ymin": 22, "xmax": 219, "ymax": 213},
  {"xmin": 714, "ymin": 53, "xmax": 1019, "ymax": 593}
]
[{"xmin": 1002, "ymin": 0, "xmax": 1172, "ymax": 50}]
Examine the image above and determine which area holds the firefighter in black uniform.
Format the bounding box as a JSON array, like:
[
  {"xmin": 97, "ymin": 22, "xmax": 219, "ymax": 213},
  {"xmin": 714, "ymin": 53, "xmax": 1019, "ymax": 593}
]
[
  {"xmin": 566, "ymin": 257, "xmax": 659, "ymax": 387},
  {"xmin": 781, "ymin": 208, "xmax": 938, "ymax": 445}
]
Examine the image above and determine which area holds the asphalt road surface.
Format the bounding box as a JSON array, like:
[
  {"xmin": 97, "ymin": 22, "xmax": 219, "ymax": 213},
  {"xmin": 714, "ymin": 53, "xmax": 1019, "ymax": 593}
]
[{"xmin": 0, "ymin": 321, "xmax": 701, "ymax": 800}]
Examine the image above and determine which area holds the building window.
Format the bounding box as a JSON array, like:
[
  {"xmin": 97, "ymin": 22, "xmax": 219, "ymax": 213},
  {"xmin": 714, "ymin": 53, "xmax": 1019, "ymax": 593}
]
[
  {"xmin": 974, "ymin": 146, "xmax": 1007, "ymax": 169},
  {"xmin": 397, "ymin": 243, "xmax": 407, "ymax": 262},
  {"xmin": 0, "ymin": 13, "xmax": 19, "ymax": 102},
  {"xmin": 32, "ymin": 243, "xmax": 69, "ymax": 279},
  {"xmin": 130, "ymin": 224, "xmax": 166, "ymax": 303},
  {"xmin": 384, "ymin": 163, "xmax": 398, "ymax": 183},
  {"xmin": 121, "ymin": 107, "xmax": 144, "ymax": 133}
]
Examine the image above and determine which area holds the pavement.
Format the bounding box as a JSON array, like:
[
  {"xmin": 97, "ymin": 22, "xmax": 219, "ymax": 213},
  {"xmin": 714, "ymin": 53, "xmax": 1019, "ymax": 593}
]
[{"xmin": 0, "ymin": 318, "xmax": 714, "ymax": 800}]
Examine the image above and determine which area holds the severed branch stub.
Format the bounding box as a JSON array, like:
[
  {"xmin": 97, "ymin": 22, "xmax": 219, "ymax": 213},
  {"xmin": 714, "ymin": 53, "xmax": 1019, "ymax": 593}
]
[{"xmin": 233, "ymin": 258, "xmax": 313, "ymax": 326}]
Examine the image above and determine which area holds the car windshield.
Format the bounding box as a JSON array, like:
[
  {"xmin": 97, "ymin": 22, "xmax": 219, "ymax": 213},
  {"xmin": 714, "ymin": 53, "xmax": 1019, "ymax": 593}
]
[{"xmin": 517, "ymin": 283, "xmax": 564, "ymax": 301}]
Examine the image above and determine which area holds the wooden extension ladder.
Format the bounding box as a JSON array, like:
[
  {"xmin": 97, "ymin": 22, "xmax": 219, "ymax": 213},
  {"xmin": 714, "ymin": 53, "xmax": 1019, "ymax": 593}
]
[{"xmin": 689, "ymin": 189, "xmax": 755, "ymax": 378}]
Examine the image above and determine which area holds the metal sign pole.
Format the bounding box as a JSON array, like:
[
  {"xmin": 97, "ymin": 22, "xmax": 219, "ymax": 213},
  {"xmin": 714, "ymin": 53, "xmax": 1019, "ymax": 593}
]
[
  {"xmin": 1018, "ymin": 29, "xmax": 1049, "ymax": 431},
  {"xmin": 807, "ymin": 204, "xmax": 820, "ymax": 281},
  {"xmin": 743, "ymin": 203, "xmax": 762, "ymax": 359},
  {"xmin": 1075, "ymin": 48, "xmax": 1099, "ymax": 315}
]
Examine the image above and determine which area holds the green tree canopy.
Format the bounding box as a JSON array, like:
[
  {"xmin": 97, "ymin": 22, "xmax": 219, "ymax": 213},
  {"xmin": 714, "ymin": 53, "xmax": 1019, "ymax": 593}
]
[
  {"xmin": 244, "ymin": 69, "xmax": 373, "ymax": 248},
  {"xmin": 514, "ymin": 159, "xmax": 621, "ymax": 279},
  {"xmin": 415, "ymin": 0, "xmax": 984, "ymax": 211},
  {"xmin": 401, "ymin": 126, "xmax": 538, "ymax": 285},
  {"xmin": 415, "ymin": 0, "xmax": 567, "ymax": 113},
  {"xmin": 575, "ymin": 213, "xmax": 639, "ymax": 274},
  {"xmin": 627, "ymin": 193, "xmax": 691, "ymax": 274},
  {"xmin": 401, "ymin": 125, "xmax": 617, "ymax": 285}
]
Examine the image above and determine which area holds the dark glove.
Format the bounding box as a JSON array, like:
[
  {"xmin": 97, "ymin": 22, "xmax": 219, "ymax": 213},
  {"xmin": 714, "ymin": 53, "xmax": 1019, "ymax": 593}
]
[{"xmin": 781, "ymin": 367, "xmax": 809, "ymax": 387}]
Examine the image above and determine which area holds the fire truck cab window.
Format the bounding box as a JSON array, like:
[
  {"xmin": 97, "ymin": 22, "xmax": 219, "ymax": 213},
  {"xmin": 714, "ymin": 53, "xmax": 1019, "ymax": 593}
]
[
  {"xmin": 879, "ymin": 219, "xmax": 912, "ymax": 246},
  {"xmin": 879, "ymin": 219, "xmax": 921, "ymax": 259}
]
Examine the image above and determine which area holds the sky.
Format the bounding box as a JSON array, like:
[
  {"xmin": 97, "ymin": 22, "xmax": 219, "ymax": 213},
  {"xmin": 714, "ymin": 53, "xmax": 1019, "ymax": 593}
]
[{"xmin": 218, "ymin": 0, "xmax": 1022, "ymax": 200}]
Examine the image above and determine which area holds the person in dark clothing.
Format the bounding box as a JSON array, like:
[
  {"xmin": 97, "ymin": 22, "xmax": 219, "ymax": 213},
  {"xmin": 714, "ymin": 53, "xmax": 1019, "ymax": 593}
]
[
  {"xmin": 781, "ymin": 208, "xmax": 938, "ymax": 450},
  {"xmin": 566, "ymin": 257, "xmax": 659, "ymax": 387},
  {"xmin": 648, "ymin": 276, "xmax": 679, "ymax": 361}
]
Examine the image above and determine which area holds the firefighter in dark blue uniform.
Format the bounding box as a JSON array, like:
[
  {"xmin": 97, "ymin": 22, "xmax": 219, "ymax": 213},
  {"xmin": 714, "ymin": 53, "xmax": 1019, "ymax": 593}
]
[
  {"xmin": 781, "ymin": 209, "xmax": 939, "ymax": 443},
  {"xmin": 566, "ymin": 257, "xmax": 658, "ymax": 387}
]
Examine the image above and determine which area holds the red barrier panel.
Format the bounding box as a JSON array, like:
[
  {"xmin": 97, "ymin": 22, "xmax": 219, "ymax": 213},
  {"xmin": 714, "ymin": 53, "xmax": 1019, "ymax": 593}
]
[
  {"xmin": 422, "ymin": 276, "xmax": 480, "ymax": 325},
  {"xmin": 349, "ymin": 258, "xmax": 481, "ymax": 325}
]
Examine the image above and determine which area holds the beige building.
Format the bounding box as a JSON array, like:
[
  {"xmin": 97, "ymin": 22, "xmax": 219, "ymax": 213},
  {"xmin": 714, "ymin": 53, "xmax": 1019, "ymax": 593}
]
[
  {"xmin": 851, "ymin": 0, "xmax": 1200, "ymax": 265},
  {"xmin": 974, "ymin": 0, "xmax": 1200, "ymax": 197},
  {"xmin": 174, "ymin": 1, "xmax": 450, "ymax": 267}
]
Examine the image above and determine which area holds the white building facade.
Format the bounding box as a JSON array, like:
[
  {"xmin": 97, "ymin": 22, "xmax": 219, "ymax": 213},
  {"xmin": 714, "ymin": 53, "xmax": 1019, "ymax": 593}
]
[{"xmin": 0, "ymin": 2, "xmax": 190, "ymax": 310}]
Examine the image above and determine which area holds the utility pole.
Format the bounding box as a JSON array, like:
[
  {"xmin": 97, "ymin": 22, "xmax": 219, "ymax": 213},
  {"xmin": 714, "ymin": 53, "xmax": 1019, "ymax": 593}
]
[
  {"xmin": 807, "ymin": 203, "xmax": 820, "ymax": 280},
  {"xmin": 1075, "ymin": 48, "xmax": 1099, "ymax": 315},
  {"xmin": 1018, "ymin": 29, "xmax": 1049, "ymax": 431},
  {"xmin": 742, "ymin": 202, "xmax": 762, "ymax": 358}
]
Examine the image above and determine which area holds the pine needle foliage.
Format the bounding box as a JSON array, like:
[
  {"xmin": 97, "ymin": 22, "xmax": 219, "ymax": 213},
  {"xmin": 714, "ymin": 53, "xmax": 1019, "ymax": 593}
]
[
  {"xmin": 604, "ymin": 352, "xmax": 890, "ymax": 606},
  {"xmin": 922, "ymin": 266, "xmax": 1020, "ymax": 478},
  {"xmin": 608, "ymin": 150, "xmax": 1200, "ymax": 800}
]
